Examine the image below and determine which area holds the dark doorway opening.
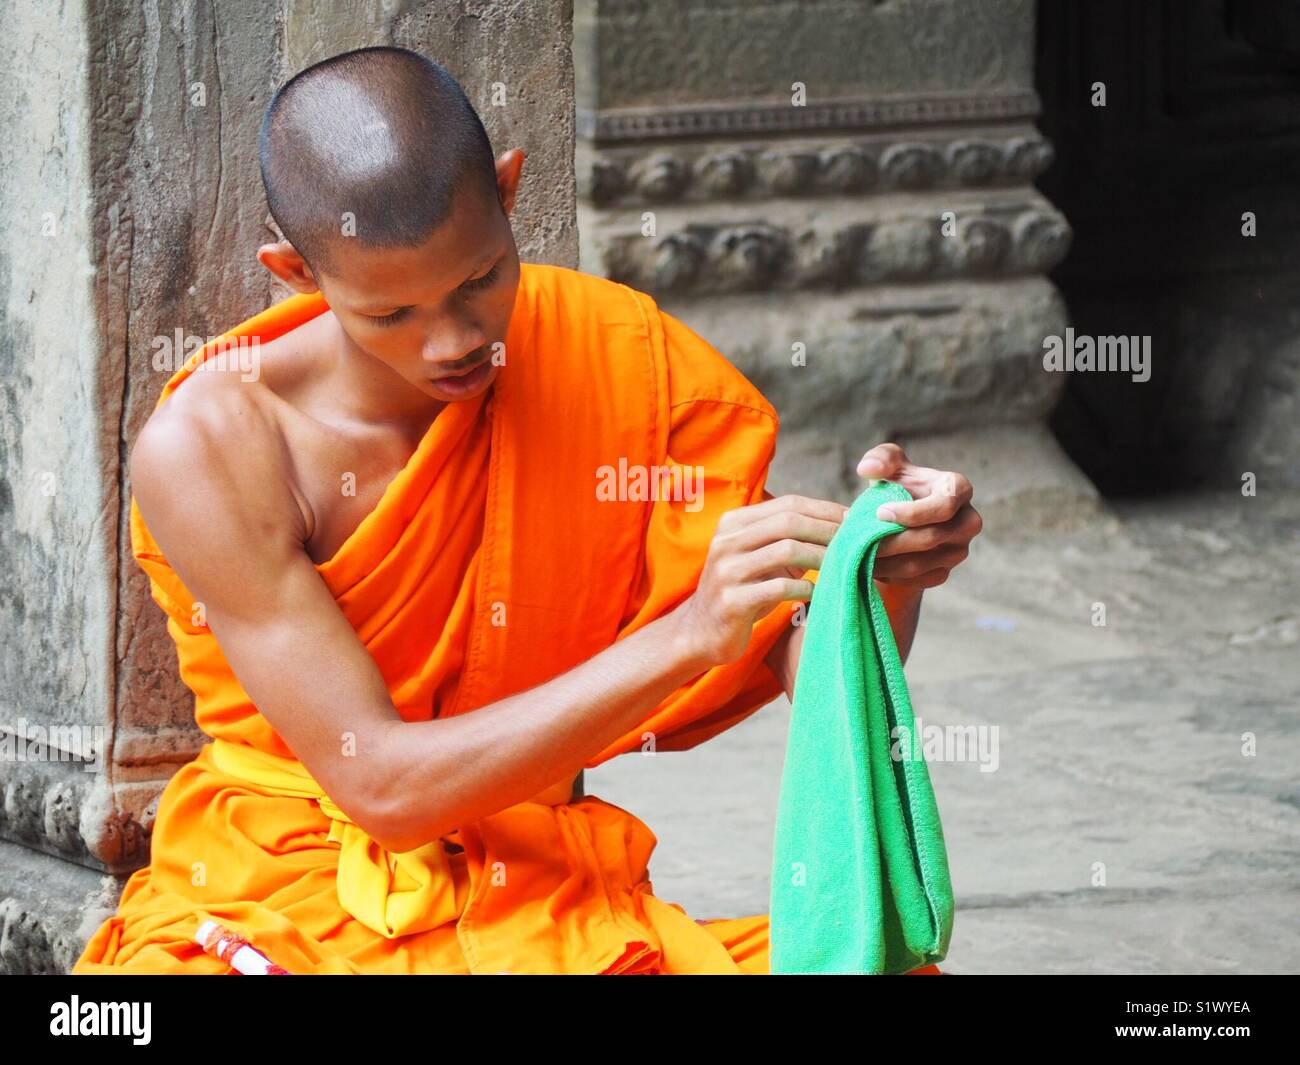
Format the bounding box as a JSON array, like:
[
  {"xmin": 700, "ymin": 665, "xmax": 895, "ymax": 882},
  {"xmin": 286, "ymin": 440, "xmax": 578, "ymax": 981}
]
[{"xmin": 1035, "ymin": 0, "xmax": 1300, "ymax": 495}]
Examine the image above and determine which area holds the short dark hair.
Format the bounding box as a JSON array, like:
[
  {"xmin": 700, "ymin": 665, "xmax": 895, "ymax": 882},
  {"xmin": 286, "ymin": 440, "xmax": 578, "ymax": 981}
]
[{"xmin": 259, "ymin": 46, "xmax": 499, "ymax": 277}]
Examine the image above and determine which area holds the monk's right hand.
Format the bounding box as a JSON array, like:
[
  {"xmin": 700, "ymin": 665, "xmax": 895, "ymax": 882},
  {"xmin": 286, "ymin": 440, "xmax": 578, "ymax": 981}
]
[{"xmin": 676, "ymin": 494, "xmax": 848, "ymax": 665}]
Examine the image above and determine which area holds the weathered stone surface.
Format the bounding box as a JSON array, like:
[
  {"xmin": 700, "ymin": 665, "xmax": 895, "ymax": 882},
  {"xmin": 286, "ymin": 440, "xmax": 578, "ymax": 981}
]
[
  {"xmin": 578, "ymin": 133, "xmax": 1056, "ymax": 205},
  {"xmin": 0, "ymin": 0, "xmax": 115, "ymax": 859},
  {"xmin": 576, "ymin": 0, "xmax": 1036, "ymax": 115},
  {"xmin": 590, "ymin": 197, "xmax": 1069, "ymax": 293},
  {"xmin": 893, "ymin": 424, "xmax": 1102, "ymax": 535},
  {"xmin": 0, "ymin": 839, "xmax": 125, "ymax": 976},
  {"xmin": 666, "ymin": 278, "xmax": 1074, "ymax": 508},
  {"xmin": 683, "ymin": 278, "xmax": 1067, "ymax": 428},
  {"xmin": 0, "ymin": 0, "xmax": 287, "ymax": 972}
]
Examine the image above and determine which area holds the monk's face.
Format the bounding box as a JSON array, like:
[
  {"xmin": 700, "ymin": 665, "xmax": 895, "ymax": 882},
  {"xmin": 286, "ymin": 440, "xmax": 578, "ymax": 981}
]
[{"xmin": 315, "ymin": 183, "xmax": 520, "ymax": 404}]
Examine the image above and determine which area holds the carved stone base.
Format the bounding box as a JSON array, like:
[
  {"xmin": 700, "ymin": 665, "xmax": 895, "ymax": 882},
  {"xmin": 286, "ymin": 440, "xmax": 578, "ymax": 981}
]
[
  {"xmin": 0, "ymin": 839, "xmax": 126, "ymax": 974},
  {"xmin": 894, "ymin": 423, "xmax": 1104, "ymax": 536},
  {"xmin": 657, "ymin": 276, "xmax": 1102, "ymax": 529}
]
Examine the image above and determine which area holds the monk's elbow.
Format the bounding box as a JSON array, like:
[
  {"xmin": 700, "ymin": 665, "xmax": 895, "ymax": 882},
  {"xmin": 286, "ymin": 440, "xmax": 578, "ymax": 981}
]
[
  {"xmin": 364, "ymin": 820, "xmax": 424, "ymax": 856},
  {"xmin": 315, "ymin": 780, "xmax": 394, "ymax": 852},
  {"xmin": 349, "ymin": 719, "xmax": 473, "ymax": 851},
  {"xmin": 362, "ymin": 799, "xmax": 448, "ymax": 855},
  {"xmin": 346, "ymin": 773, "xmax": 403, "ymax": 852},
  {"xmin": 357, "ymin": 761, "xmax": 454, "ymax": 854}
]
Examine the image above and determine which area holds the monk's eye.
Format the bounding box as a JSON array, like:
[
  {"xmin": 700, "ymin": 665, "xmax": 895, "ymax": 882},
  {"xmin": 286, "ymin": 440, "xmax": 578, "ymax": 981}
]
[
  {"xmin": 459, "ymin": 263, "xmax": 501, "ymax": 294},
  {"xmin": 365, "ymin": 307, "xmax": 411, "ymax": 328}
]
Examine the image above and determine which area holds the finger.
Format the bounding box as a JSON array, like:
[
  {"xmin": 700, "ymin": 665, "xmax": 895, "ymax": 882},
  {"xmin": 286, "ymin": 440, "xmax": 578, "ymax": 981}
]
[
  {"xmin": 743, "ymin": 576, "xmax": 817, "ymax": 615},
  {"xmin": 716, "ymin": 493, "xmax": 848, "ymax": 535},
  {"xmin": 877, "ymin": 473, "xmax": 972, "ymax": 526},
  {"xmin": 875, "ymin": 505, "xmax": 979, "ymax": 558},
  {"xmin": 875, "ymin": 521, "xmax": 954, "ymax": 559},
  {"xmin": 722, "ymin": 509, "xmax": 845, "ymax": 554},
  {"xmin": 733, "ymin": 537, "xmax": 828, "ymax": 583},
  {"xmin": 874, "ymin": 566, "xmax": 951, "ymax": 589},
  {"xmin": 856, "ymin": 441, "xmax": 911, "ymax": 480},
  {"xmin": 873, "ymin": 544, "xmax": 968, "ymax": 581}
]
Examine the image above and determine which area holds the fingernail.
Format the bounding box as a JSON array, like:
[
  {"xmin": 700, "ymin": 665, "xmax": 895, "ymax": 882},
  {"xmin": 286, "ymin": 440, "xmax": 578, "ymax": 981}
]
[
  {"xmin": 861, "ymin": 458, "xmax": 883, "ymax": 474},
  {"xmin": 877, "ymin": 507, "xmax": 896, "ymax": 522}
]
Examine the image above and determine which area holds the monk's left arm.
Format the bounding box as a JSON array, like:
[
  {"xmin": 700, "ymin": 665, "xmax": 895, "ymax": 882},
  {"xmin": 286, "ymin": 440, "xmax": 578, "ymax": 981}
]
[
  {"xmin": 763, "ymin": 617, "xmax": 802, "ymax": 702},
  {"xmin": 763, "ymin": 583, "xmax": 923, "ymax": 701},
  {"xmin": 877, "ymin": 582, "xmax": 924, "ymax": 664}
]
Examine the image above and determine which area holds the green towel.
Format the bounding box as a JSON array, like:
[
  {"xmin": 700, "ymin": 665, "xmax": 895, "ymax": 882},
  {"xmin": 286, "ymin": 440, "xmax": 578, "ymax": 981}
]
[{"xmin": 769, "ymin": 479, "xmax": 954, "ymax": 974}]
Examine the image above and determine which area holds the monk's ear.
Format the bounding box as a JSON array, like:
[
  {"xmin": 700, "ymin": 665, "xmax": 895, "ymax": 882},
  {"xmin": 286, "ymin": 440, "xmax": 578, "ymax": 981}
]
[
  {"xmin": 495, "ymin": 149, "xmax": 525, "ymax": 217},
  {"xmin": 257, "ymin": 241, "xmax": 319, "ymax": 294}
]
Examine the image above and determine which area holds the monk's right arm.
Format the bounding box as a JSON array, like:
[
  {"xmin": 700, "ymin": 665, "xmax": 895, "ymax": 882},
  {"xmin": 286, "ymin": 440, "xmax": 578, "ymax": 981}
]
[
  {"xmin": 133, "ymin": 399, "xmax": 843, "ymax": 854},
  {"xmin": 369, "ymin": 492, "xmax": 845, "ymax": 850}
]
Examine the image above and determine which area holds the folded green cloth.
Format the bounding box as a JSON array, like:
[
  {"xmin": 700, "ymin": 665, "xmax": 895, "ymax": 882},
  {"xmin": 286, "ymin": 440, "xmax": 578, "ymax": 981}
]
[{"xmin": 770, "ymin": 479, "xmax": 954, "ymax": 974}]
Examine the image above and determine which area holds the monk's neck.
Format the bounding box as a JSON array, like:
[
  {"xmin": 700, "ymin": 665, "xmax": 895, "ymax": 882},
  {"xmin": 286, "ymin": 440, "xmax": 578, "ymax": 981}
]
[{"xmin": 322, "ymin": 313, "xmax": 448, "ymax": 433}]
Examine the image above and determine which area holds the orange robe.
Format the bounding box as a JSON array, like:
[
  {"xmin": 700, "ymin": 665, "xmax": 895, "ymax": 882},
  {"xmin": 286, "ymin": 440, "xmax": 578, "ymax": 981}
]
[{"xmin": 74, "ymin": 263, "xmax": 939, "ymax": 975}]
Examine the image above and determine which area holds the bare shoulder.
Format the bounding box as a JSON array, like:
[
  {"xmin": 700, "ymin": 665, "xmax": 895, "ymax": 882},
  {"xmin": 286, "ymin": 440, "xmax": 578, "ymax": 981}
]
[{"xmin": 130, "ymin": 366, "xmax": 309, "ymax": 555}]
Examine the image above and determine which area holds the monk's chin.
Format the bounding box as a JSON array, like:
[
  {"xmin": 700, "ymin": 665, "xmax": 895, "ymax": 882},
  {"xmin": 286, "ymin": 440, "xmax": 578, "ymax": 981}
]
[{"xmin": 424, "ymin": 360, "xmax": 498, "ymax": 402}]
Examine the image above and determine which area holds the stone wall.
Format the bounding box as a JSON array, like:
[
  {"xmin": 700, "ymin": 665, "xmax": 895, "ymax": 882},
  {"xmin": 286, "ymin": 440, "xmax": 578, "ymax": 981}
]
[
  {"xmin": 575, "ymin": 0, "xmax": 1099, "ymax": 529},
  {"xmin": 0, "ymin": 0, "xmax": 575, "ymax": 974}
]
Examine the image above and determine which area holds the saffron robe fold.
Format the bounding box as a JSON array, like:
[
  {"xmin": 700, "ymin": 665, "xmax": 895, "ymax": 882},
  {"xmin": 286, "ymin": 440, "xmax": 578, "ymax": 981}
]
[{"xmin": 72, "ymin": 262, "xmax": 809, "ymax": 975}]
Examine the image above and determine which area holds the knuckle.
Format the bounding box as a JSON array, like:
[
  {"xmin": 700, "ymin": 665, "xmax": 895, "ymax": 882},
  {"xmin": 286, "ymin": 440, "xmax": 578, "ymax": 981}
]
[
  {"xmin": 779, "ymin": 511, "xmax": 805, "ymax": 534},
  {"xmin": 713, "ymin": 556, "xmax": 740, "ymax": 584},
  {"xmin": 898, "ymin": 555, "xmax": 926, "ymax": 578},
  {"xmin": 717, "ymin": 585, "xmax": 744, "ymax": 617},
  {"xmin": 712, "ymin": 526, "xmax": 740, "ymax": 552},
  {"xmin": 919, "ymin": 526, "xmax": 946, "ymax": 551}
]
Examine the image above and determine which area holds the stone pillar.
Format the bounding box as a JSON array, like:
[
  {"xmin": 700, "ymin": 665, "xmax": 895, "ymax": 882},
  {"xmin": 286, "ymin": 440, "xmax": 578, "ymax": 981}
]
[
  {"xmin": 0, "ymin": 0, "xmax": 575, "ymax": 974},
  {"xmin": 575, "ymin": 0, "xmax": 1099, "ymax": 528}
]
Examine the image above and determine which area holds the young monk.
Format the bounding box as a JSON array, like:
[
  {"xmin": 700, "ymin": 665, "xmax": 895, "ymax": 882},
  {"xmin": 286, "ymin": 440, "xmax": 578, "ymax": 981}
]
[{"xmin": 74, "ymin": 46, "xmax": 981, "ymax": 975}]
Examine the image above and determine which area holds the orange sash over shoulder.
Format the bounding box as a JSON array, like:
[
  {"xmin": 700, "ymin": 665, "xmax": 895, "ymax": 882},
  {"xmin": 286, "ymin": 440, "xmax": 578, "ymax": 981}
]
[{"xmin": 75, "ymin": 263, "xmax": 799, "ymax": 975}]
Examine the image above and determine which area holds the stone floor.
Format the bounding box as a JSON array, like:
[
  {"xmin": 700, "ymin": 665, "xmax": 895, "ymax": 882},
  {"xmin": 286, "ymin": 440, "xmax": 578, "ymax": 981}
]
[{"xmin": 586, "ymin": 487, "xmax": 1300, "ymax": 974}]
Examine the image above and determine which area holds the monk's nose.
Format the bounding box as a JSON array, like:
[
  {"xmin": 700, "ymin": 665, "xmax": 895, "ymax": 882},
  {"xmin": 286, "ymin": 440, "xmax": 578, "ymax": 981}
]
[{"xmin": 421, "ymin": 321, "xmax": 487, "ymax": 369}]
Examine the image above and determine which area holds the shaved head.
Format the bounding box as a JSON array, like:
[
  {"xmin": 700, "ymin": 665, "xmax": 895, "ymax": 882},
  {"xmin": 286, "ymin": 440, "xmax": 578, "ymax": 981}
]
[{"xmin": 259, "ymin": 46, "xmax": 500, "ymax": 278}]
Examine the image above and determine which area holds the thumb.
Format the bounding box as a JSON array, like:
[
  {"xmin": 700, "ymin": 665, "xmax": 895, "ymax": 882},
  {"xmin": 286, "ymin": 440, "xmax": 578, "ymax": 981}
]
[{"xmin": 856, "ymin": 441, "xmax": 910, "ymax": 480}]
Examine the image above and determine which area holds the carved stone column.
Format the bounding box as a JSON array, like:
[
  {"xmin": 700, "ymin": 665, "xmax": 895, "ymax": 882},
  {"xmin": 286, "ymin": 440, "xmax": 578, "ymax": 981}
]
[
  {"xmin": 575, "ymin": 0, "xmax": 1098, "ymax": 527},
  {"xmin": 0, "ymin": 0, "xmax": 576, "ymax": 974}
]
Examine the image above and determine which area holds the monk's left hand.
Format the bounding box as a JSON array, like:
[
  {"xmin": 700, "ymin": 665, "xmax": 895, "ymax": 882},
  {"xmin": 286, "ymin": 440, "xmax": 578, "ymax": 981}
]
[{"xmin": 855, "ymin": 442, "xmax": 982, "ymax": 588}]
